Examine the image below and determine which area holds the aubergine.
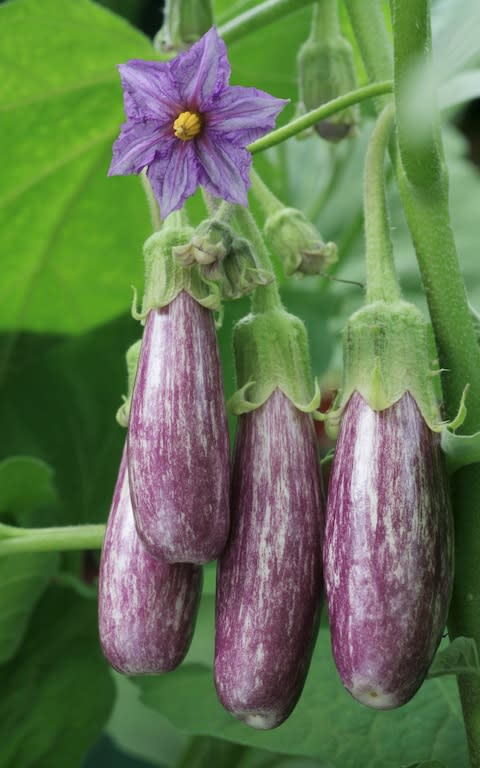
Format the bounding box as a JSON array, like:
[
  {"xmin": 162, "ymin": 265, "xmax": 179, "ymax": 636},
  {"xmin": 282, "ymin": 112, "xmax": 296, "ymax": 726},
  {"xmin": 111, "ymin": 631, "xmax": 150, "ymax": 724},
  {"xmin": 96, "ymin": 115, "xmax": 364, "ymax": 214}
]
[
  {"xmin": 128, "ymin": 290, "xmax": 230, "ymax": 564},
  {"xmin": 98, "ymin": 446, "xmax": 202, "ymax": 674},
  {"xmin": 215, "ymin": 389, "xmax": 324, "ymax": 729},
  {"xmin": 323, "ymin": 391, "xmax": 453, "ymax": 709}
]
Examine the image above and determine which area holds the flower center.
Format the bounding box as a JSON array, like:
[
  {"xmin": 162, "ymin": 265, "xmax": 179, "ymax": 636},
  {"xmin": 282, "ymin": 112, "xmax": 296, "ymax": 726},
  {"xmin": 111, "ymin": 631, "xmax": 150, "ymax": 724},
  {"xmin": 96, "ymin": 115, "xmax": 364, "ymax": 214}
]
[{"xmin": 173, "ymin": 111, "xmax": 202, "ymax": 141}]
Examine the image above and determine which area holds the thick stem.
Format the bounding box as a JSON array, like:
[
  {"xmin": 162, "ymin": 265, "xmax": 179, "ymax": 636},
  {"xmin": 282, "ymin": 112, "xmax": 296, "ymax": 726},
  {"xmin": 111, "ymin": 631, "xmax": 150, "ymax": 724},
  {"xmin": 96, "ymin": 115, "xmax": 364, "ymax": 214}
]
[
  {"xmin": 219, "ymin": 0, "xmax": 316, "ymax": 46},
  {"xmin": 0, "ymin": 524, "xmax": 105, "ymax": 556},
  {"xmin": 364, "ymin": 103, "xmax": 400, "ymax": 304},
  {"xmin": 250, "ymin": 168, "xmax": 283, "ymax": 217},
  {"xmin": 234, "ymin": 207, "xmax": 282, "ymax": 313},
  {"xmin": 310, "ymin": 0, "xmax": 339, "ymax": 40},
  {"xmin": 248, "ymin": 81, "xmax": 393, "ymax": 154},
  {"xmin": 344, "ymin": 0, "xmax": 393, "ymax": 112},
  {"xmin": 348, "ymin": 2, "xmax": 480, "ymax": 764}
]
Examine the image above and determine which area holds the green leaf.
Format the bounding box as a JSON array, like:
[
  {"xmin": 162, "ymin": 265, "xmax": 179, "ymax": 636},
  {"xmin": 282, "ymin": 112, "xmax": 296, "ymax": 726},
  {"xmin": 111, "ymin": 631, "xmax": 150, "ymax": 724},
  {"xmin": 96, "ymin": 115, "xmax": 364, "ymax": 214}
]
[
  {"xmin": 0, "ymin": 585, "xmax": 115, "ymax": 768},
  {"xmin": 428, "ymin": 636, "xmax": 480, "ymax": 679},
  {"xmin": 0, "ymin": 456, "xmax": 59, "ymax": 663},
  {"xmin": 135, "ymin": 617, "xmax": 467, "ymax": 768},
  {"xmin": 441, "ymin": 428, "xmax": 480, "ymax": 473},
  {"xmin": 0, "ymin": 314, "xmax": 140, "ymax": 525},
  {"xmin": 0, "ymin": 0, "xmax": 154, "ymax": 336}
]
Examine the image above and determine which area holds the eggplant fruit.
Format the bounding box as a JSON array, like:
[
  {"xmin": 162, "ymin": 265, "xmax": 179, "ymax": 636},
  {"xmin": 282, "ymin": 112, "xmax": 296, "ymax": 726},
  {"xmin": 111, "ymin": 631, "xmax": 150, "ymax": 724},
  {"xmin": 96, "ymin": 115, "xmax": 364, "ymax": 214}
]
[
  {"xmin": 128, "ymin": 290, "xmax": 230, "ymax": 564},
  {"xmin": 324, "ymin": 391, "xmax": 453, "ymax": 709},
  {"xmin": 215, "ymin": 390, "xmax": 324, "ymax": 729},
  {"xmin": 99, "ymin": 446, "xmax": 202, "ymax": 674}
]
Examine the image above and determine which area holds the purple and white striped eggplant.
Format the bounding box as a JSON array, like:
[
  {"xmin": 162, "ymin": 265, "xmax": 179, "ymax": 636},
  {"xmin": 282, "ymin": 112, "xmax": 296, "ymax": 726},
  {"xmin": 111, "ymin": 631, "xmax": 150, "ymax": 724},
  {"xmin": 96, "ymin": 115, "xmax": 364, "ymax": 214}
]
[
  {"xmin": 215, "ymin": 389, "xmax": 324, "ymax": 730},
  {"xmin": 128, "ymin": 290, "xmax": 230, "ymax": 564},
  {"xmin": 324, "ymin": 391, "xmax": 453, "ymax": 709},
  {"xmin": 99, "ymin": 446, "xmax": 202, "ymax": 674}
]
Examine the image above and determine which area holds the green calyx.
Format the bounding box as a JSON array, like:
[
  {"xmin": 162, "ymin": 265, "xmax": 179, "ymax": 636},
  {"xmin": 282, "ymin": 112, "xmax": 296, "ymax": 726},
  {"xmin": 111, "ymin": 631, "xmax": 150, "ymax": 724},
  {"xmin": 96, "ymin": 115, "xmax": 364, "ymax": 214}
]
[
  {"xmin": 331, "ymin": 300, "xmax": 443, "ymax": 432},
  {"xmin": 116, "ymin": 339, "xmax": 142, "ymax": 428},
  {"xmin": 229, "ymin": 308, "xmax": 320, "ymax": 415},
  {"xmin": 263, "ymin": 207, "xmax": 337, "ymax": 277},
  {"xmin": 139, "ymin": 227, "xmax": 221, "ymax": 317}
]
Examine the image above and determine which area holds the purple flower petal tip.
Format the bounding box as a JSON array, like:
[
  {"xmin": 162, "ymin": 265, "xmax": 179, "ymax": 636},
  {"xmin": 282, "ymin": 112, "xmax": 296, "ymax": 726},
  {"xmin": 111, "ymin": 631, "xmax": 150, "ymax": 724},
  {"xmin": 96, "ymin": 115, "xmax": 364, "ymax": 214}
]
[{"xmin": 109, "ymin": 28, "xmax": 287, "ymax": 216}]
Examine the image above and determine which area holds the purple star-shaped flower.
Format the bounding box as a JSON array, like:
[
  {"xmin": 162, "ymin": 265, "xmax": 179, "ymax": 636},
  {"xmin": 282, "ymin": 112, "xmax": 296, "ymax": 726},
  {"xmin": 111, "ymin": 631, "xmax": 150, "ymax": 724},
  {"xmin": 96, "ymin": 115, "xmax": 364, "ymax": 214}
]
[{"xmin": 109, "ymin": 27, "xmax": 288, "ymax": 218}]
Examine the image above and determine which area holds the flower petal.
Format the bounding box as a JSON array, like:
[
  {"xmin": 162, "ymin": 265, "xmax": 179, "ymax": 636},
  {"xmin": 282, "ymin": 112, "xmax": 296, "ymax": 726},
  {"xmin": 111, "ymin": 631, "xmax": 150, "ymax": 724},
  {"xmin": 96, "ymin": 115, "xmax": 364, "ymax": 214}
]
[
  {"xmin": 109, "ymin": 120, "xmax": 171, "ymax": 175},
  {"xmin": 169, "ymin": 27, "xmax": 230, "ymax": 110},
  {"xmin": 207, "ymin": 85, "xmax": 288, "ymax": 145},
  {"xmin": 196, "ymin": 133, "xmax": 251, "ymax": 206},
  {"xmin": 147, "ymin": 139, "xmax": 200, "ymax": 217},
  {"xmin": 119, "ymin": 60, "xmax": 182, "ymax": 121}
]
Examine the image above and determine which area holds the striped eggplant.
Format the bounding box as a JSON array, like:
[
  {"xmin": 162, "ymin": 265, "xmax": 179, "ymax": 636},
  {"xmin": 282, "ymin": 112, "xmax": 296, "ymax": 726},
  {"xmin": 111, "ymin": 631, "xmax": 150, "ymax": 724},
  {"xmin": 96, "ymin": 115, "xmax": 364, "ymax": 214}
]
[
  {"xmin": 215, "ymin": 389, "xmax": 324, "ymax": 729},
  {"xmin": 128, "ymin": 290, "xmax": 230, "ymax": 564},
  {"xmin": 324, "ymin": 391, "xmax": 453, "ymax": 709},
  {"xmin": 99, "ymin": 445, "xmax": 202, "ymax": 674}
]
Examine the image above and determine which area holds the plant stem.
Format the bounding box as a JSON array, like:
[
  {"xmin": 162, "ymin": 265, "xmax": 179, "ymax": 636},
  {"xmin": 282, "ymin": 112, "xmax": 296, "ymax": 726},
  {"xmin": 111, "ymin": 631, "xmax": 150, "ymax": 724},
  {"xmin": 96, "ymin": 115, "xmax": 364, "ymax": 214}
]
[
  {"xmin": 0, "ymin": 524, "xmax": 105, "ymax": 556},
  {"xmin": 343, "ymin": 0, "xmax": 393, "ymax": 112},
  {"xmin": 310, "ymin": 0, "xmax": 339, "ymax": 40},
  {"xmin": 234, "ymin": 207, "xmax": 282, "ymax": 313},
  {"xmin": 391, "ymin": 4, "xmax": 480, "ymax": 763},
  {"xmin": 364, "ymin": 103, "xmax": 400, "ymax": 304},
  {"xmin": 250, "ymin": 168, "xmax": 283, "ymax": 217},
  {"xmin": 347, "ymin": 2, "xmax": 480, "ymax": 764},
  {"xmin": 219, "ymin": 0, "xmax": 316, "ymax": 46},
  {"xmin": 140, "ymin": 171, "xmax": 162, "ymax": 232},
  {"xmin": 247, "ymin": 81, "xmax": 393, "ymax": 154}
]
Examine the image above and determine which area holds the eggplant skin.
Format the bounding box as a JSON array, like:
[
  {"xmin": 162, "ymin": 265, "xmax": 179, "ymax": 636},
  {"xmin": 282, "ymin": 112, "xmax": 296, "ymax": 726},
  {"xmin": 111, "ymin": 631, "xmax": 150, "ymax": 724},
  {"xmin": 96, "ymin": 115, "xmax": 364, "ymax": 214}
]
[
  {"xmin": 324, "ymin": 391, "xmax": 453, "ymax": 709},
  {"xmin": 128, "ymin": 290, "xmax": 230, "ymax": 564},
  {"xmin": 215, "ymin": 389, "xmax": 324, "ymax": 730},
  {"xmin": 98, "ymin": 446, "xmax": 202, "ymax": 675}
]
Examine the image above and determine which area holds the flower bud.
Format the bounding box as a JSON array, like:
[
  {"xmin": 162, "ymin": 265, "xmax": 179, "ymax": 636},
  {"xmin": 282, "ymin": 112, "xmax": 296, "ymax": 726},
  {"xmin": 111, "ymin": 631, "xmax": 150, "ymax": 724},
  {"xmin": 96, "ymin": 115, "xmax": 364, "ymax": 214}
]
[
  {"xmin": 297, "ymin": 36, "xmax": 359, "ymax": 140},
  {"xmin": 154, "ymin": 0, "xmax": 214, "ymax": 53},
  {"xmin": 173, "ymin": 220, "xmax": 234, "ymax": 267},
  {"xmin": 263, "ymin": 207, "xmax": 337, "ymax": 277}
]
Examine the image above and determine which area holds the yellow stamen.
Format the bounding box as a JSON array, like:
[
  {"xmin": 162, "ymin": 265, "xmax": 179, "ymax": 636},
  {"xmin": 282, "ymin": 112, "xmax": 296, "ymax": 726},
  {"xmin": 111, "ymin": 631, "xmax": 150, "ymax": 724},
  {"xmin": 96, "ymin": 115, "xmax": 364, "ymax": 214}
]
[{"xmin": 173, "ymin": 111, "xmax": 202, "ymax": 141}]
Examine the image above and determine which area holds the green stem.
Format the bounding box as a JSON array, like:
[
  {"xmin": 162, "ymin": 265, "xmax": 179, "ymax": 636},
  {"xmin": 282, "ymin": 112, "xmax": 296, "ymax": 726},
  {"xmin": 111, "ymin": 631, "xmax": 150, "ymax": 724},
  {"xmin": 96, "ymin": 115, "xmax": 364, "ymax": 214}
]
[
  {"xmin": 0, "ymin": 524, "xmax": 105, "ymax": 556},
  {"xmin": 140, "ymin": 171, "xmax": 162, "ymax": 232},
  {"xmin": 343, "ymin": 0, "xmax": 393, "ymax": 112},
  {"xmin": 364, "ymin": 103, "xmax": 400, "ymax": 304},
  {"xmin": 234, "ymin": 207, "xmax": 282, "ymax": 313},
  {"xmin": 250, "ymin": 168, "xmax": 283, "ymax": 217},
  {"xmin": 310, "ymin": 0, "xmax": 339, "ymax": 40},
  {"xmin": 219, "ymin": 0, "xmax": 316, "ymax": 46},
  {"xmin": 347, "ymin": 2, "xmax": 480, "ymax": 764},
  {"xmin": 247, "ymin": 81, "xmax": 393, "ymax": 154},
  {"xmin": 390, "ymin": 4, "xmax": 480, "ymax": 765}
]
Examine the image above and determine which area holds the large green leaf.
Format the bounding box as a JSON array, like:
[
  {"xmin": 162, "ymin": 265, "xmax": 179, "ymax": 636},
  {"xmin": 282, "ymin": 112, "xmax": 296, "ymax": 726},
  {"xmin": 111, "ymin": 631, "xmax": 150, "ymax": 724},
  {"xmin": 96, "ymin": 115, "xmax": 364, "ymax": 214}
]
[
  {"xmin": 135, "ymin": 598, "xmax": 467, "ymax": 768},
  {"xmin": 0, "ymin": 314, "xmax": 139, "ymax": 525},
  {"xmin": 0, "ymin": 585, "xmax": 115, "ymax": 768},
  {"xmin": 0, "ymin": 456, "xmax": 59, "ymax": 663},
  {"xmin": 0, "ymin": 0, "xmax": 154, "ymax": 337}
]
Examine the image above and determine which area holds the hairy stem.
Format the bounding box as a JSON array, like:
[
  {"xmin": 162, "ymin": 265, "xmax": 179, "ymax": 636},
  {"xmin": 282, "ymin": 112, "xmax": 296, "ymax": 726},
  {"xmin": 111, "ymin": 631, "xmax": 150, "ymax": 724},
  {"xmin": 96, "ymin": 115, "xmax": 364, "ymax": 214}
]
[
  {"xmin": 364, "ymin": 103, "xmax": 400, "ymax": 304},
  {"xmin": 234, "ymin": 207, "xmax": 282, "ymax": 313},
  {"xmin": 248, "ymin": 81, "xmax": 393, "ymax": 154},
  {"xmin": 219, "ymin": 0, "xmax": 315, "ymax": 45},
  {"xmin": 0, "ymin": 524, "xmax": 105, "ymax": 556}
]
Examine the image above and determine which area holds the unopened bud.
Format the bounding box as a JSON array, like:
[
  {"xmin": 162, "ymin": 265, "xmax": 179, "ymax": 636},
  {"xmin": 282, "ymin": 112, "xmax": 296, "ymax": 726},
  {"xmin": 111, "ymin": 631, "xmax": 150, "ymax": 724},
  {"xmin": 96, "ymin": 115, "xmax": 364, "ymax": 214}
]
[
  {"xmin": 297, "ymin": 36, "xmax": 359, "ymax": 141},
  {"xmin": 264, "ymin": 207, "xmax": 337, "ymax": 277}
]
